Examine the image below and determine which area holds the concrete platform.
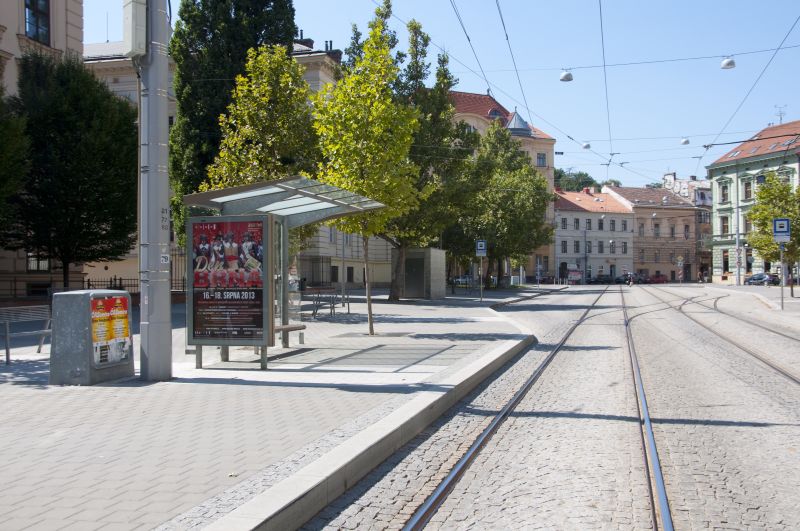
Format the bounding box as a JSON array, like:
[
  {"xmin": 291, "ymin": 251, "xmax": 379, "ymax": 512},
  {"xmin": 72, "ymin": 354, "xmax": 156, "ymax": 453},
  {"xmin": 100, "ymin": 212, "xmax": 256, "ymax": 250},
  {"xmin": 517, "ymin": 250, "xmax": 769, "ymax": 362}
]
[{"xmin": 0, "ymin": 288, "xmax": 545, "ymax": 530}]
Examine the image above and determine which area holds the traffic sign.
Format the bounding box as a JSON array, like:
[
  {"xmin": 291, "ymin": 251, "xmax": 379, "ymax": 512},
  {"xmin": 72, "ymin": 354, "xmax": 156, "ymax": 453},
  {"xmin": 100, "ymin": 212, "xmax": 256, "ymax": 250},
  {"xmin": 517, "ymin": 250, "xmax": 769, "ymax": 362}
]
[
  {"xmin": 476, "ymin": 240, "xmax": 487, "ymax": 257},
  {"xmin": 773, "ymin": 218, "xmax": 791, "ymax": 243}
]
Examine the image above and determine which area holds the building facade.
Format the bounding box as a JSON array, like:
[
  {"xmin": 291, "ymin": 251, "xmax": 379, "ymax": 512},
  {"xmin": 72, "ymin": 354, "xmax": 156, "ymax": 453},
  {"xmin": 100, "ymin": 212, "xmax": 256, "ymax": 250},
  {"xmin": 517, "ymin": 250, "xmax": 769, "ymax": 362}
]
[
  {"xmin": 604, "ymin": 186, "xmax": 701, "ymax": 282},
  {"xmin": 554, "ymin": 189, "xmax": 633, "ymax": 282},
  {"xmin": 450, "ymin": 90, "xmax": 556, "ymax": 280},
  {"xmin": 0, "ymin": 0, "xmax": 85, "ymax": 298},
  {"xmin": 706, "ymin": 120, "xmax": 800, "ymax": 284}
]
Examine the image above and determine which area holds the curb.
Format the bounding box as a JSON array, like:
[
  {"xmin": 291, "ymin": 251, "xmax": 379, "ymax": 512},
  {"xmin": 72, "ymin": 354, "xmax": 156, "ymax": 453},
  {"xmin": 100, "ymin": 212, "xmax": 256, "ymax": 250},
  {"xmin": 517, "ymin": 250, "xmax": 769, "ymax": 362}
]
[{"xmin": 205, "ymin": 334, "xmax": 535, "ymax": 530}]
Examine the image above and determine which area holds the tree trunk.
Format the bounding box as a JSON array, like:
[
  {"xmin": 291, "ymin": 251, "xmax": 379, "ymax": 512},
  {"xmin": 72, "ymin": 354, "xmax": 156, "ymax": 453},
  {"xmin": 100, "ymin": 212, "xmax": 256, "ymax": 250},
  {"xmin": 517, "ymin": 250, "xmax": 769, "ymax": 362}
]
[
  {"xmin": 484, "ymin": 256, "xmax": 493, "ymax": 289},
  {"xmin": 363, "ymin": 235, "xmax": 375, "ymax": 335},
  {"xmin": 62, "ymin": 260, "xmax": 70, "ymax": 290},
  {"xmin": 388, "ymin": 244, "xmax": 405, "ymax": 301},
  {"xmin": 497, "ymin": 257, "xmax": 503, "ymax": 288}
]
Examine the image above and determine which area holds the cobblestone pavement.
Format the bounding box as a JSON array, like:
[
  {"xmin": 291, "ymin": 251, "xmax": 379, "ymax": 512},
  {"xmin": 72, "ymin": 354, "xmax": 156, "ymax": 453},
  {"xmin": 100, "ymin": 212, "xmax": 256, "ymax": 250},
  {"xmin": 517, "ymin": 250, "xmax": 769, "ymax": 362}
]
[
  {"xmin": 308, "ymin": 285, "xmax": 800, "ymax": 530},
  {"xmin": 304, "ymin": 288, "xmax": 644, "ymax": 529},
  {"xmin": 0, "ymin": 294, "xmax": 524, "ymax": 530},
  {"xmin": 426, "ymin": 288, "xmax": 653, "ymax": 529},
  {"xmin": 629, "ymin": 286, "xmax": 800, "ymax": 530}
]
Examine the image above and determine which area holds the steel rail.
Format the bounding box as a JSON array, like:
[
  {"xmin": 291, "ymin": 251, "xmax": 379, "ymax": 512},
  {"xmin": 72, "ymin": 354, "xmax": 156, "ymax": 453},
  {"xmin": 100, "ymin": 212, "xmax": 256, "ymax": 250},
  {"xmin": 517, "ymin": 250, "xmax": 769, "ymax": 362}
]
[
  {"xmin": 620, "ymin": 287, "xmax": 674, "ymax": 531},
  {"xmin": 402, "ymin": 287, "xmax": 610, "ymax": 530},
  {"xmin": 645, "ymin": 287, "xmax": 800, "ymax": 386},
  {"xmin": 654, "ymin": 286, "xmax": 800, "ymax": 343}
]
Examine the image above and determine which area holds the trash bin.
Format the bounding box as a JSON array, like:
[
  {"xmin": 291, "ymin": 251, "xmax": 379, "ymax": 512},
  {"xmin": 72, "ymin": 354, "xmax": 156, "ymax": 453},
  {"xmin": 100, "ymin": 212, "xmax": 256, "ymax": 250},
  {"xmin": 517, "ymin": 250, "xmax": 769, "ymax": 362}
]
[{"xmin": 50, "ymin": 290, "xmax": 135, "ymax": 385}]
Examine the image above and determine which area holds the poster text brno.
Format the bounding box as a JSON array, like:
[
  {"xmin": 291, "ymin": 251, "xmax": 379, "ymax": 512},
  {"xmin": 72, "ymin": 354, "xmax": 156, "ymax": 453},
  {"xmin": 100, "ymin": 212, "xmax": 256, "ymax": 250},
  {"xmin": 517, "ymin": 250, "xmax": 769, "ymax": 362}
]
[{"xmin": 189, "ymin": 217, "xmax": 266, "ymax": 344}]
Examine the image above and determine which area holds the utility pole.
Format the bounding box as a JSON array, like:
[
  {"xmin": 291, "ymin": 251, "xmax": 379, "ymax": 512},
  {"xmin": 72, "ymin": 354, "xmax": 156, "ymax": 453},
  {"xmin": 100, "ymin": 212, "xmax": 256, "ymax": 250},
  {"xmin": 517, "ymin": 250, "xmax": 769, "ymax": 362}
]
[{"xmin": 138, "ymin": 0, "xmax": 172, "ymax": 380}]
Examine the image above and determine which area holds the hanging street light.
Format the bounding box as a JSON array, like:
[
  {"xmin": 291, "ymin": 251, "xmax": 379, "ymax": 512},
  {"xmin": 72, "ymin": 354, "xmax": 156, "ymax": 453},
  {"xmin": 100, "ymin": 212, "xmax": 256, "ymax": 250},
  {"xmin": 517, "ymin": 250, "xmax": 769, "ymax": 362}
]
[
  {"xmin": 681, "ymin": 137, "xmax": 690, "ymax": 145},
  {"xmin": 560, "ymin": 70, "xmax": 574, "ymax": 82},
  {"xmin": 721, "ymin": 56, "xmax": 736, "ymax": 69},
  {"xmin": 582, "ymin": 142, "xmax": 591, "ymax": 149}
]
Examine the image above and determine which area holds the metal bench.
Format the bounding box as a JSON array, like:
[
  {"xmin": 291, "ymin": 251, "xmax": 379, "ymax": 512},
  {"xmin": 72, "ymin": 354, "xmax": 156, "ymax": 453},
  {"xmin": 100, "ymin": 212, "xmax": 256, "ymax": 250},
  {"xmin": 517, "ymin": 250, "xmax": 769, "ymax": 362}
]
[{"xmin": 0, "ymin": 305, "xmax": 52, "ymax": 364}]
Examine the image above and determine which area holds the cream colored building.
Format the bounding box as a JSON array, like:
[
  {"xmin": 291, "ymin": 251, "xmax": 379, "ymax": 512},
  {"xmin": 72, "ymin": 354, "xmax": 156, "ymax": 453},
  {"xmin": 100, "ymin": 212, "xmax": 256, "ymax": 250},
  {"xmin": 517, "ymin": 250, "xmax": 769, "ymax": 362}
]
[
  {"xmin": 0, "ymin": 0, "xmax": 84, "ymax": 298},
  {"xmin": 450, "ymin": 90, "xmax": 556, "ymax": 280}
]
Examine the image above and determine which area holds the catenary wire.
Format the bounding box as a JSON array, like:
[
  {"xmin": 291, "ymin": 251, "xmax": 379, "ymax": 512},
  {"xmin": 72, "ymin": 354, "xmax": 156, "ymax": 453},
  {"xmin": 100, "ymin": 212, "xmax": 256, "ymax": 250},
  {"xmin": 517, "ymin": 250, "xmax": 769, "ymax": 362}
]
[
  {"xmin": 598, "ymin": 0, "xmax": 614, "ymax": 180},
  {"xmin": 494, "ymin": 0, "xmax": 535, "ymax": 129},
  {"xmin": 448, "ymin": 0, "xmax": 491, "ymax": 94}
]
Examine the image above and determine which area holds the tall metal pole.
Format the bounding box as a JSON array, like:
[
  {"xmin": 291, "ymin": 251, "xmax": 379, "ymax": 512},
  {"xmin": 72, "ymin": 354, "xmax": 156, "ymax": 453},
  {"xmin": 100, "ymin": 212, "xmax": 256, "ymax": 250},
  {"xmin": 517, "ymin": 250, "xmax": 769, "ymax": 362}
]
[
  {"xmin": 139, "ymin": 0, "xmax": 172, "ymax": 381},
  {"xmin": 734, "ymin": 168, "xmax": 741, "ymax": 286},
  {"xmin": 780, "ymin": 247, "xmax": 785, "ymax": 311}
]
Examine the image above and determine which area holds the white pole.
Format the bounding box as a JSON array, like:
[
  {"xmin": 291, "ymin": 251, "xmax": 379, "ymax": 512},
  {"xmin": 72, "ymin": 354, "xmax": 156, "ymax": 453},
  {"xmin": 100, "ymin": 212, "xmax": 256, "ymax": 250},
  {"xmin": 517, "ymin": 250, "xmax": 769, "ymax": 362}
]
[
  {"xmin": 780, "ymin": 247, "xmax": 785, "ymax": 311},
  {"xmin": 480, "ymin": 256, "xmax": 483, "ymax": 302},
  {"xmin": 139, "ymin": 0, "xmax": 172, "ymax": 381}
]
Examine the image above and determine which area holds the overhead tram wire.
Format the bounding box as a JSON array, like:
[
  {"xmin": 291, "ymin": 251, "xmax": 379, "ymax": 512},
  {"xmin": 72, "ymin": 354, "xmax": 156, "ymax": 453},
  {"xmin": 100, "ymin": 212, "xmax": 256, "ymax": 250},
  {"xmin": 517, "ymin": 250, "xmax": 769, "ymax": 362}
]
[
  {"xmin": 598, "ymin": 0, "xmax": 615, "ymax": 180},
  {"xmin": 694, "ymin": 13, "xmax": 800, "ymax": 175},
  {"xmin": 494, "ymin": 0, "xmax": 535, "ymax": 128},
  {"xmin": 371, "ymin": 0, "xmax": 650, "ymax": 182},
  {"xmin": 448, "ymin": 0, "xmax": 491, "ymax": 94}
]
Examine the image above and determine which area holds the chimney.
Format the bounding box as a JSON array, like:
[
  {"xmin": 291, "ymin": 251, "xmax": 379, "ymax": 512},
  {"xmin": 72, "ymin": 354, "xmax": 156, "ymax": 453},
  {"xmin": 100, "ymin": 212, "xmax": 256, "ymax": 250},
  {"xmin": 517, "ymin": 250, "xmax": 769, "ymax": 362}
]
[
  {"xmin": 582, "ymin": 187, "xmax": 590, "ymax": 194},
  {"xmin": 555, "ymin": 186, "xmax": 562, "ymax": 193},
  {"xmin": 690, "ymin": 175, "xmax": 697, "ymax": 181}
]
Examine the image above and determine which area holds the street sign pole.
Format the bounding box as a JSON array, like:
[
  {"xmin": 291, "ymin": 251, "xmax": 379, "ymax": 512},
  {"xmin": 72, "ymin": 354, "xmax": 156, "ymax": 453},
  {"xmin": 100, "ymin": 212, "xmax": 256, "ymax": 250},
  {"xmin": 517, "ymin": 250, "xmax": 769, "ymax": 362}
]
[
  {"xmin": 781, "ymin": 245, "xmax": 785, "ymax": 311},
  {"xmin": 480, "ymin": 256, "xmax": 483, "ymax": 302},
  {"xmin": 773, "ymin": 219, "xmax": 790, "ymax": 311}
]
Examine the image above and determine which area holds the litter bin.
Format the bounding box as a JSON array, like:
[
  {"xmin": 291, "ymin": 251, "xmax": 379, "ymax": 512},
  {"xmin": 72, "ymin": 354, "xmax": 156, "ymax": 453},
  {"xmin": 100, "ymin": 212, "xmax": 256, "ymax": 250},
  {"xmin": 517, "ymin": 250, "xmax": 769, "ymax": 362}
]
[{"xmin": 50, "ymin": 290, "xmax": 135, "ymax": 385}]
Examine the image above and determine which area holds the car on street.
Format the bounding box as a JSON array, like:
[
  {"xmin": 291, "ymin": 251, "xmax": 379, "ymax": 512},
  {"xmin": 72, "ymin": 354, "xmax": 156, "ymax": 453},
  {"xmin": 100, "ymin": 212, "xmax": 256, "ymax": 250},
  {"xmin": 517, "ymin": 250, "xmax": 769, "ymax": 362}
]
[
  {"xmin": 648, "ymin": 273, "xmax": 669, "ymax": 284},
  {"xmin": 744, "ymin": 272, "xmax": 780, "ymax": 285},
  {"xmin": 588, "ymin": 274, "xmax": 613, "ymax": 284}
]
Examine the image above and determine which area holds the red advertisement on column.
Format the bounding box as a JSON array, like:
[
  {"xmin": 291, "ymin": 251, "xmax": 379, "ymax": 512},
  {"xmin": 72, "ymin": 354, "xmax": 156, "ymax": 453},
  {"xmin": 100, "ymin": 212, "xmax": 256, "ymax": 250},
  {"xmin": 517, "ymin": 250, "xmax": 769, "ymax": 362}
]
[{"xmin": 190, "ymin": 219, "xmax": 265, "ymax": 341}]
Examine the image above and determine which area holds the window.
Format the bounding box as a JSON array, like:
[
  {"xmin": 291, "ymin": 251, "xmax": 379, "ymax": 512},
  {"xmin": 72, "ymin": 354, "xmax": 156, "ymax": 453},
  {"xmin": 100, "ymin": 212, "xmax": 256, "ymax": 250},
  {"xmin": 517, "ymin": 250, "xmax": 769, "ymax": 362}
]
[
  {"xmin": 542, "ymin": 256, "xmax": 549, "ymax": 273},
  {"xmin": 610, "ymin": 219, "xmax": 616, "ymax": 232},
  {"xmin": 639, "ymin": 249, "xmax": 645, "ymax": 261},
  {"xmin": 331, "ymin": 265, "xmax": 339, "ymax": 283},
  {"xmin": 654, "ymin": 251, "xmax": 660, "ymax": 262},
  {"xmin": 722, "ymin": 250, "xmax": 730, "ymax": 272},
  {"xmin": 670, "ymin": 225, "xmax": 676, "ymax": 238},
  {"xmin": 720, "ymin": 184, "xmax": 729, "ymax": 203},
  {"xmin": 684, "ymin": 224, "xmax": 690, "ymax": 239},
  {"xmin": 622, "ymin": 241, "xmax": 628, "ymax": 254},
  {"xmin": 743, "ymin": 181, "xmax": 752, "ymax": 200},
  {"xmin": 610, "ymin": 241, "xmax": 616, "ymax": 254},
  {"xmin": 598, "ymin": 241, "xmax": 604, "ymax": 254},
  {"xmin": 586, "ymin": 219, "xmax": 592, "ymax": 231},
  {"xmin": 697, "ymin": 210, "xmax": 710, "ymax": 224},
  {"xmin": 25, "ymin": 0, "xmax": 50, "ymax": 45},
  {"xmin": 622, "ymin": 220, "xmax": 627, "ymax": 232},
  {"xmin": 574, "ymin": 240, "xmax": 580, "ymax": 253},
  {"xmin": 744, "ymin": 218, "xmax": 752, "ymax": 234},
  {"xmin": 329, "ymin": 227, "xmax": 337, "ymax": 244},
  {"xmin": 574, "ymin": 218, "xmax": 580, "ymax": 230},
  {"xmin": 638, "ymin": 223, "xmax": 644, "ymax": 237},
  {"xmin": 598, "ymin": 218, "xmax": 604, "ymax": 231},
  {"xmin": 586, "ymin": 241, "xmax": 592, "ymax": 254},
  {"xmin": 26, "ymin": 252, "xmax": 50, "ymax": 272},
  {"xmin": 536, "ymin": 153, "xmax": 547, "ymax": 167},
  {"xmin": 654, "ymin": 223, "xmax": 661, "ymax": 238},
  {"xmin": 561, "ymin": 240, "xmax": 567, "ymax": 253},
  {"xmin": 669, "ymin": 251, "xmax": 675, "ymax": 263},
  {"xmin": 561, "ymin": 217, "xmax": 567, "ymax": 230},
  {"xmin": 347, "ymin": 266, "xmax": 354, "ymax": 282},
  {"xmin": 721, "ymin": 216, "xmax": 729, "ymax": 235}
]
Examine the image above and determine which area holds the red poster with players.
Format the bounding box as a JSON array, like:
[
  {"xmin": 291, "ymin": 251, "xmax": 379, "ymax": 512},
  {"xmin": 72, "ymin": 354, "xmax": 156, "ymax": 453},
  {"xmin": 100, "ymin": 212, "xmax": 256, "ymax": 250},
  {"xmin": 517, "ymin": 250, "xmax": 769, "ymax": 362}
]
[{"xmin": 187, "ymin": 216, "xmax": 267, "ymax": 344}]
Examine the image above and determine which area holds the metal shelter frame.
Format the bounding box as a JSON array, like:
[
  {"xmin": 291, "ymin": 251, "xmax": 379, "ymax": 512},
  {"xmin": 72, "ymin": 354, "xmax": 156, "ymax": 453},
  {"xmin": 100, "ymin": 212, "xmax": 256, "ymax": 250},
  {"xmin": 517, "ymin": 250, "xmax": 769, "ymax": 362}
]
[{"xmin": 183, "ymin": 176, "xmax": 384, "ymax": 361}]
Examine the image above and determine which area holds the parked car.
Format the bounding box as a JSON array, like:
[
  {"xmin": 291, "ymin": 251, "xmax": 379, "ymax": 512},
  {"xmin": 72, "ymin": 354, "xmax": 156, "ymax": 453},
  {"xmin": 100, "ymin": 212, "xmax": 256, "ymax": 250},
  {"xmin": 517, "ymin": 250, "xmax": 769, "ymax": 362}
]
[
  {"xmin": 744, "ymin": 272, "xmax": 780, "ymax": 285},
  {"xmin": 588, "ymin": 274, "xmax": 613, "ymax": 284},
  {"xmin": 648, "ymin": 274, "xmax": 669, "ymax": 284},
  {"xmin": 614, "ymin": 273, "xmax": 635, "ymax": 284},
  {"xmin": 452, "ymin": 275, "xmax": 473, "ymax": 287}
]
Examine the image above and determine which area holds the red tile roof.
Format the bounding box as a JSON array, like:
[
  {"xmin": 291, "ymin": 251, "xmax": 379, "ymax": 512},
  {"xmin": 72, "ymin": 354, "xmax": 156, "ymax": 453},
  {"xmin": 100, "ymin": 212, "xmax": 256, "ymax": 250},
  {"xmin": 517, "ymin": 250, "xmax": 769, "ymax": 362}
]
[
  {"xmin": 449, "ymin": 90, "xmax": 554, "ymax": 140},
  {"xmin": 555, "ymin": 190, "xmax": 630, "ymax": 213},
  {"xmin": 604, "ymin": 187, "xmax": 693, "ymax": 207},
  {"xmin": 711, "ymin": 119, "xmax": 800, "ymax": 165}
]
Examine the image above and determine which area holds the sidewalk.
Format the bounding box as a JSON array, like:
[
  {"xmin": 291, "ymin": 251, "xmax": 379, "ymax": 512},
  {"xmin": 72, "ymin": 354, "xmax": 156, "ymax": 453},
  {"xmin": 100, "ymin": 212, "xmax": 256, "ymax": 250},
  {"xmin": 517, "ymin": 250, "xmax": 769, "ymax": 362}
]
[{"xmin": 0, "ymin": 288, "xmax": 543, "ymax": 530}]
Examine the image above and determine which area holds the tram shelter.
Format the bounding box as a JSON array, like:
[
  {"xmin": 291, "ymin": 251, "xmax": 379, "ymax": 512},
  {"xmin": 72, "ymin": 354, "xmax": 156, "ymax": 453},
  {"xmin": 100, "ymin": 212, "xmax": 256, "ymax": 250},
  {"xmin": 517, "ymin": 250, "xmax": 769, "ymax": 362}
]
[{"xmin": 183, "ymin": 176, "xmax": 384, "ymax": 368}]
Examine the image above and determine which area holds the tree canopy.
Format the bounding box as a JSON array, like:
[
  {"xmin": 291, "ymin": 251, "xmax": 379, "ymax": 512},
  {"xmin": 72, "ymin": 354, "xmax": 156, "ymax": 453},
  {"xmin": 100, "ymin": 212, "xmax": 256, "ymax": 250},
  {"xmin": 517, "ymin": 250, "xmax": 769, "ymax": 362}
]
[
  {"xmin": 313, "ymin": 9, "xmax": 418, "ymax": 332},
  {"xmin": 169, "ymin": 0, "xmax": 297, "ymax": 240},
  {"xmin": 746, "ymin": 172, "xmax": 799, "ymax": 277},
  {"xmin": 0, "ymin": 90, "xmax": 29, "ymax": 225},
  {"xmin": 554, "ymin": 168, "xmax": 598, "ymax": 191},
  {"xmin": 0, "ymin": 53, "xmax": 138, "ymax": 288}
]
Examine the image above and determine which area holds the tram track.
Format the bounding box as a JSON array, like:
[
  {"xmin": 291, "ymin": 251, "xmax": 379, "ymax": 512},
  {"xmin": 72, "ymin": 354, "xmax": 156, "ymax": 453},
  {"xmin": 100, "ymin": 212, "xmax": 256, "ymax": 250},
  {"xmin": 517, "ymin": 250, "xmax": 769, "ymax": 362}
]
[
  {"xmin": 644, "ymin": 286, "xmax": 800, "ymax": 386},
  {"xmin": 403, "ymin": 286, "xmax": 672, "ymax": 530}
]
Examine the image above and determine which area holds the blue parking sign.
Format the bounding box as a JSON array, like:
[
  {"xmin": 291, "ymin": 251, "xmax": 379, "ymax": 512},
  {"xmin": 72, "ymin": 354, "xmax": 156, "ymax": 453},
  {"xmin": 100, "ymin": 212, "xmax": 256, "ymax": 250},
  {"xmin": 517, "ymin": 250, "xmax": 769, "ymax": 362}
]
[
  {"xmin": 476, "ymin": 239, "xmax": 487, "ymax": 257},
  {"xmin": 773, "ymin": 218, "xmax": 790, "ymax": 243}
]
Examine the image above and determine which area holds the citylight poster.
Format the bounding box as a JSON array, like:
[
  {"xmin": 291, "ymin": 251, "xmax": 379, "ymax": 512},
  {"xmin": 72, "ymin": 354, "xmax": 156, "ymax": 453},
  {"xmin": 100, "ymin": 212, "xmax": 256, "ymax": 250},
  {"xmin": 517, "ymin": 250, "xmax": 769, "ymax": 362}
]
[
  {"xmin": 187, "ymin": 216, "xmax": 267, "ymax": 345},
  {"xmin": 91, "ymin": 296, "xmax": 132, "ymax": 366}
]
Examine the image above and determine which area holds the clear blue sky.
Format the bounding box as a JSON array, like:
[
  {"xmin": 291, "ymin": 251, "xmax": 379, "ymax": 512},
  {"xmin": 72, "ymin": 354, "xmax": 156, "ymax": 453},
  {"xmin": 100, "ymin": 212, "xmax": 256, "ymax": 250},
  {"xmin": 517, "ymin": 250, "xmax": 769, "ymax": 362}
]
[{"xmin": 84, "ymin": 0, "xmax": 799, "ymax": 187}]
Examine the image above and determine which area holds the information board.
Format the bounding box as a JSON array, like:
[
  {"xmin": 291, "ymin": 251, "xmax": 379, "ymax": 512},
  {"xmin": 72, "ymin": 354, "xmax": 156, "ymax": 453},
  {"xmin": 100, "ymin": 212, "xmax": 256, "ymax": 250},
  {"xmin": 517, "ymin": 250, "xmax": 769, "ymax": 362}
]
[
  {"xmin": 187, "ymin": 215, "xmax": 269, "ymax": 346},
  {"xmin": 91, "ymin": 295, "xmax": 132, "ymax": 366}
]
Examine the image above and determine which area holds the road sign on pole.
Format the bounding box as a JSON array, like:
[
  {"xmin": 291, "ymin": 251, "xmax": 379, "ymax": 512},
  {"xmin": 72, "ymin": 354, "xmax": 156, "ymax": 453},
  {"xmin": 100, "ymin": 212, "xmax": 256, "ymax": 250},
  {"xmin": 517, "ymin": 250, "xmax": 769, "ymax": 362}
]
[
  {"xmin": 476, "ymin": 240, "xmax": 487, "ymax": 257},
  {"xmin": 773, "ymin": 218, "xmax": 791, "ymax": 243}
]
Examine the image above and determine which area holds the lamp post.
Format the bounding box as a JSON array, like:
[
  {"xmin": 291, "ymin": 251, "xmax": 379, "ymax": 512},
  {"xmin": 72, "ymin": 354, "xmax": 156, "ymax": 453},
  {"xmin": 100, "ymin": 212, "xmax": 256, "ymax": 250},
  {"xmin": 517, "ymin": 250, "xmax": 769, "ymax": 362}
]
[{"xmin": 735, "ymin": 168, "xmax": 742, "ymax": 286}]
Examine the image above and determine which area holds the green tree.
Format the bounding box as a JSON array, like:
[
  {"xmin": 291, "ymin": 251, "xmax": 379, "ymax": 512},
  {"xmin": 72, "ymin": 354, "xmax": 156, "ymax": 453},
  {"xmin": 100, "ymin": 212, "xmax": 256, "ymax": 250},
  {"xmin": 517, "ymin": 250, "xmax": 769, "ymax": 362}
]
[
  {"xmin": 0, "ymin": 90, "xmax": 29, "ymax": 225},
  {"xmin": 746, "ymin": 172, "xmax": 800, "ymax": 293},
  {"xmin": 601, "ymin": 178, "xmax": 622, "ymax": 187},
  {"xmin": 380, "ymin": 20, "xmax": 479, "ymax": 300},
  {"xmin": 313, "ymin": 12, "xmax": 418, "ymax": 334},
  {"xmin": 462, "ymin": 121, "xmax": 553, "ymax": 287},
  {"xmin": 203, "ymin": 44, "xmax": 319, "ymax": 255},
  {"xmin": 0, "ymin": 53, "xmax": 137, "ymax": 288},
  {"xmin": 169, "ymin": 0, "xmax": 296, "ymax": 240},
  {"xmin": 554, "ymin": 168, "xmax": 598, "ymax": 191}
]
